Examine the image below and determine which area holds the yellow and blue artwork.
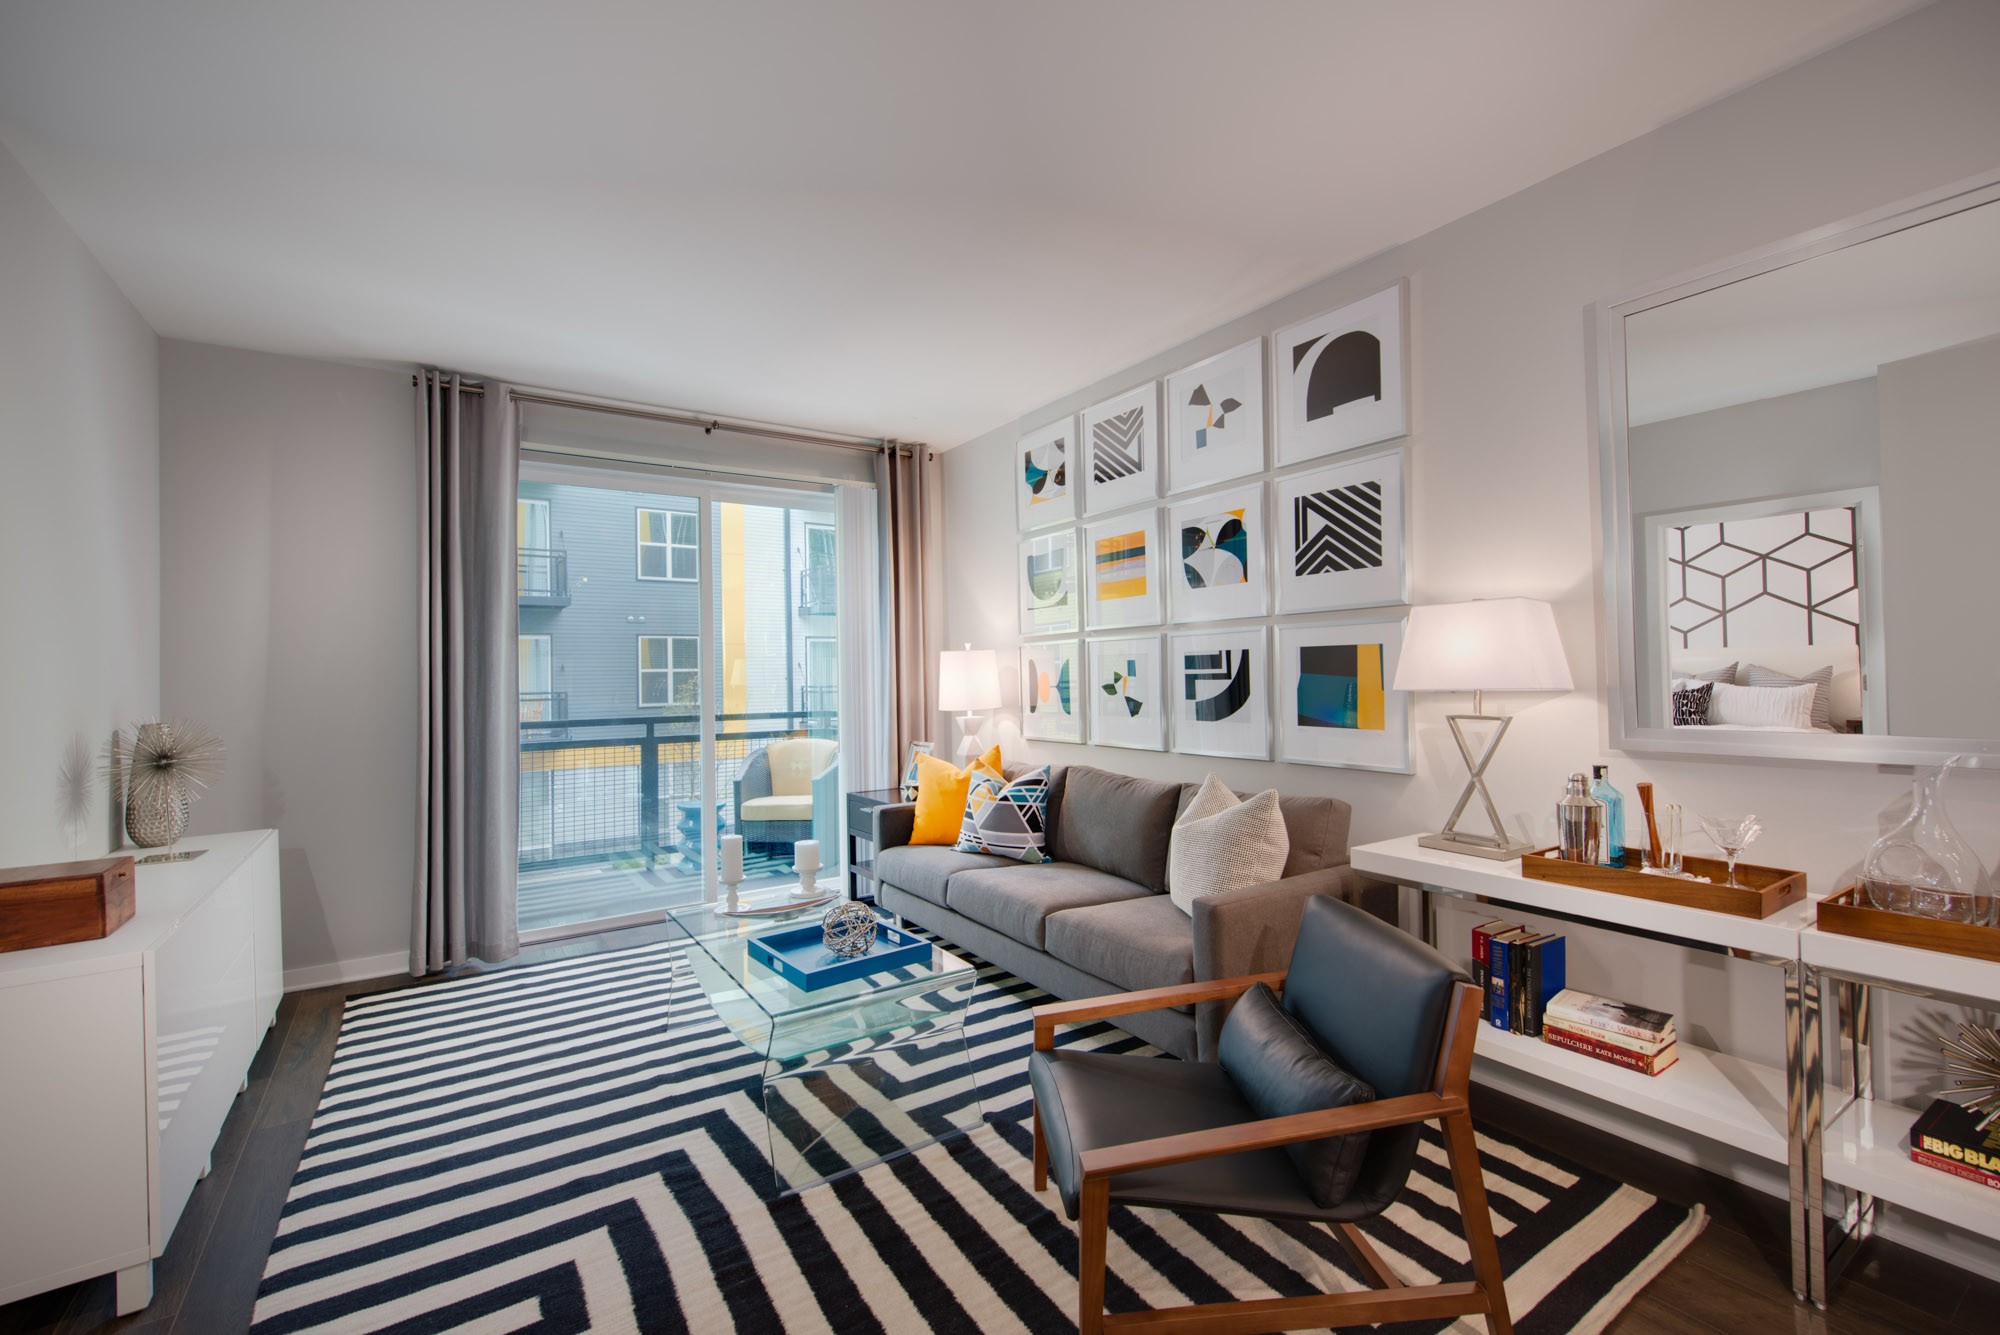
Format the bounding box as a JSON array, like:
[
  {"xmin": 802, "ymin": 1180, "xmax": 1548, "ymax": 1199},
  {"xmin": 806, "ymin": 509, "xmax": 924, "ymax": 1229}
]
[{"xmin": 1298, "ymin": 643, "xmax": 1385, "ymax": 730}]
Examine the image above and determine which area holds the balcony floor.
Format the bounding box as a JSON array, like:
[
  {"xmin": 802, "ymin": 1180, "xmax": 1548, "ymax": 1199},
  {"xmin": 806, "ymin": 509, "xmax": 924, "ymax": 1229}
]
[{"xmin": 516, "ymin": 847, "xmax": 826, "ymax": 934}]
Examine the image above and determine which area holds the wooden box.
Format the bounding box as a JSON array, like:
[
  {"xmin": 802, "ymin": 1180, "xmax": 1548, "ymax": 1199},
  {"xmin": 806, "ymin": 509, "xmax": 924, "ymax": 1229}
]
[
  {"xmin": 0, "ymin": 856, "xmax": 137, "ymax": 952},
  {"xmin": 1519, "ymin": 846, "xmax": 1807, "ymax": 919},
  {"xmin": 1815, "ymin": 884, "xmax": 2000, "ymax": 963}
]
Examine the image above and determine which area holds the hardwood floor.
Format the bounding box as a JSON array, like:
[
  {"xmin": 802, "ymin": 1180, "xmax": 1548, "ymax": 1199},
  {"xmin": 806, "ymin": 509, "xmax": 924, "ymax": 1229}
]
[{"xmin": 3, "ymin": 921, "xmax": 1992, "ymax": 1334}]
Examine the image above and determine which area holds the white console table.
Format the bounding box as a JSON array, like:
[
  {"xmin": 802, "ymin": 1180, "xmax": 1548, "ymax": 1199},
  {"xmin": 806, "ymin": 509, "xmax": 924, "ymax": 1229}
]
[{"xmin": 0, "ymin": 830, "xmax": 282, "ymax": 1314}]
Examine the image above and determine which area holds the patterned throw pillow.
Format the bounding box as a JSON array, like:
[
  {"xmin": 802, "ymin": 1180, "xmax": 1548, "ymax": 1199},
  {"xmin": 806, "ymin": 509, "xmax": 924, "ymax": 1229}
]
[
  {"xmin": 1671, "ymin": 682, "xmax": 1713, "ymax": 726},
  {"xmin": 955, "ymin": 765, "xmax": 1051, "ymax": 862},
  {"xmin": 900, "ymin": 741, "xmax": 934, "ymax": 801},
  {"xmin": 1746, "ymin": 663, "xmax": 1834, "ymax": 732}
]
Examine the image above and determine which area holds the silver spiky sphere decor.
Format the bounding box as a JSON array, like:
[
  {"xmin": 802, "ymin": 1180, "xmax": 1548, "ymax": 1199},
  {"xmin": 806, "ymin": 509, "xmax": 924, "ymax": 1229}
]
[
  {"xmin": 103, "ymin": 719, "xmax": 227, "ymax": 855},
  {"xmin": 1942, "ymin": 1022, "xmax": 2000, "ymax": 1132},
  {"xmin": 821, "ymin": 901, "xmax": 880, "ymax": 958}
]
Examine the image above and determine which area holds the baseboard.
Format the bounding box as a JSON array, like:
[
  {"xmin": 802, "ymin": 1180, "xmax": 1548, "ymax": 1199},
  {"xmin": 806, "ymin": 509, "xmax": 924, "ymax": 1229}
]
[{"xmin": 283, "ymin": 952, "xmax": 410, "ymax": 992}]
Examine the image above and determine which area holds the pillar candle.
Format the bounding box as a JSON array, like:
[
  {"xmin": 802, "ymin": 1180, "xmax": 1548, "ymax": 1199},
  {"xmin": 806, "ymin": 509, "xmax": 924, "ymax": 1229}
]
[
  {"xmin": 794, "ymin": 839, "xmax": 820, "ymax": 874},
  {"xmin": 720, "ymin": 834, "xmax": 744, "ymax": 883}
]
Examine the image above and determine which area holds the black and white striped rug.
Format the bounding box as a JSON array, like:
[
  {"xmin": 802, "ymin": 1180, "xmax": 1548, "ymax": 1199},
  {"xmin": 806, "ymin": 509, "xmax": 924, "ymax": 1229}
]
[{"xmin": 250, "ymin": 938, "xmax": 1703, "ymax": 1334}]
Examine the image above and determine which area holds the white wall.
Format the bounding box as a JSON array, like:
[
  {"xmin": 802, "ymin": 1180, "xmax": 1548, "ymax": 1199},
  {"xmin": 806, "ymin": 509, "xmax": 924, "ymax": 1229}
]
[
  {"xmin": 0, "ymin": 139, "xmax": 159, "ymax": 867},
  {"xmin": 159, "ymin": 340, "xmax": 416, "ymax": 985},
  {"xmin": 939, "ymin": 0, "xmax": 2000, "ymax": 1270}
]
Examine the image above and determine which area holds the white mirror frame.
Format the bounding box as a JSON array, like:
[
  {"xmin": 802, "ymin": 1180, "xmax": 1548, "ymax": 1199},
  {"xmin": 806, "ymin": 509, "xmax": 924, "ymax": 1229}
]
[{"xmin": 1595, "ymin": 167, "xmax": 2000, "ymax": 767}]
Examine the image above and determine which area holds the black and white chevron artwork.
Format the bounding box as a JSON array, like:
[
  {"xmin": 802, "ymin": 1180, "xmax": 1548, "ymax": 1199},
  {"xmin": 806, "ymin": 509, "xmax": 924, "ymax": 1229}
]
[
  {"xmin": 1294, "ymin": 481, "xmax": 1383, "ymax": 576},
  {"xmin": 1091, "ymin": 407, "xmax": 1145, "ymax": 483},
  {"xmin": 249, "ymin": 937, "xmax": 1703, "ymax": 1333}
]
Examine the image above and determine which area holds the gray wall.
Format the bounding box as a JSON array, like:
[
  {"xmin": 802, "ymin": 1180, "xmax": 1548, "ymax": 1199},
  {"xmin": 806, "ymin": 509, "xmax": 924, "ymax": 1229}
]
[
  {"xmin": 0, "ymin": 138, "xmax": 159, "ymax": 867},
  {"xmin": 1627, "ymin": 378, "xmax": 1880, "ymax": 517},
  {"xmin": 159, "ymin": 339, "xmax": 415, "ymax": 985}
]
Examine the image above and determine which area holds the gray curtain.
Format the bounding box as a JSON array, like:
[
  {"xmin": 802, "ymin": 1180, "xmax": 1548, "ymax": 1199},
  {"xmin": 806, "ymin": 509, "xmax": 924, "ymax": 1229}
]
[
  {"xmin": 878, "ymin": 442, "xmax": 936, "ymax": 767},
  {"xmin": 413, "ymin": 371, "xmax": 520, "ymax": 972}
]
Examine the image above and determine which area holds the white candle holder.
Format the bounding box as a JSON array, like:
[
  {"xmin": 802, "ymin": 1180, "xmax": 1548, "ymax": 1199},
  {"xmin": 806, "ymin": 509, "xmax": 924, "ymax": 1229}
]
[{"xmin": 791, "ymin": 839, "xmax": 822, "ymax": 899}]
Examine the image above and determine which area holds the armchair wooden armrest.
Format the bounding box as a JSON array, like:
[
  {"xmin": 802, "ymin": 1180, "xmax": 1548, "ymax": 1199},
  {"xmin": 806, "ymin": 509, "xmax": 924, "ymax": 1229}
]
[
  {"xmin": 1078, "ymin": 1091, "xmax": 1464, "ymax": 1180},
  {"xmin": 1032, "ymin": 971, "xmax": 1287, "ymax": 1051}
]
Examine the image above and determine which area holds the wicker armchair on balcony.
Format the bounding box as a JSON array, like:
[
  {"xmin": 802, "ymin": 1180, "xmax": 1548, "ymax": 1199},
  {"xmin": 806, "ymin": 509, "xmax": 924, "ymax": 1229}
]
[{"xmin": 733, "ymin": 737, "xmax": 839, "ymax": 861}]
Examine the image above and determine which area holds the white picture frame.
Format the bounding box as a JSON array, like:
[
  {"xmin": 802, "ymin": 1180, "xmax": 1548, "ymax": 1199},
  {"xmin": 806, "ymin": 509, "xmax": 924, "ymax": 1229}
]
[
  {"xmin": 1084, "ymin": 510, "xmax": 1164, "ymax": 630},
  {"xmin": 1273, "ymin": 450, "xmax": 1407, "ymax": 613},
  {"xmin": 1274, "ymin": 281, "xmax": 1408, "ymax": 464},
  {"xmin": 1166, "ymin": 482, "xmax": 1269, "ymax": 624},
  {"xmin": 1017, "ymin": 416, "xmax": 1076, "ymax": 530},
  {"xmin": 1020, "ymin": 639, "xmax": 1083, "ymax": 743},
  {"xmin": 1165, "ymin": 339, "xmax": 1266, "ymax": 494},
  {"xmin": 1018, "ymin": 528, "xmax": 1079, "ymax": 636},
  {"xmin": 1080, "ymin": 383, "xmax": 1160, "ymax": 516},
  {"xmin": 1169, "ymin": 626, "xmax": 1270, "ymax": 760},
  {"xmin": 1086, "ymin": 635, "xmax": 1167, "ymax": 751},
  {"xmin": 1277, "ymin": 619, "xmax": 1412, "ymax": 772}
]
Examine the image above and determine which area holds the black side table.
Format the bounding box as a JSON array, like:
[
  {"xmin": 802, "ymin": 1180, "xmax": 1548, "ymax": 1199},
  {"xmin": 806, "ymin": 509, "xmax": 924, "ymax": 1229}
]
[{"xmin": 845, "ymin": 787, "xmax": 905, "ymax": 902}]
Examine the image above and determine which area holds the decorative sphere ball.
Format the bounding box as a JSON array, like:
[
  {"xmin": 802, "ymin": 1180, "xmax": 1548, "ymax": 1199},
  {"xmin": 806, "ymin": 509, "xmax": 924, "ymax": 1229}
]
[{"xmin": 821, "ymin": 901, "xmax": 879, "ymax": 957}]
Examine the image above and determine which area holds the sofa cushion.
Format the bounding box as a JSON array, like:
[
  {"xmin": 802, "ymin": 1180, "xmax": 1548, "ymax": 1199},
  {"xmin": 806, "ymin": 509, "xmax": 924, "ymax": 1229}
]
[
  {"xmin": 948, "ymin": 862, "xmax": 1150, "ymax": 949},
  {"xmin": 1175, "ymin": 783, "xmax": 1351, "ymax": 879},
  {"xmin": 1044, "ymin": 894, "xmax": 1196, "ymax": 997},
  {"xmin": 1167, "ymin": 775, "xmax": 1290, "ymax": 916},
  {"xmin": 1050, "ymin": 766, "xmax": 1181, "ymax": 893},
  {"xmin": 740, "ymin": 794, "xmax": 815, "ymax": 823},
  {"xmin": 875, "ymin": 844, "xmax": 1018, "ymax": 909}
]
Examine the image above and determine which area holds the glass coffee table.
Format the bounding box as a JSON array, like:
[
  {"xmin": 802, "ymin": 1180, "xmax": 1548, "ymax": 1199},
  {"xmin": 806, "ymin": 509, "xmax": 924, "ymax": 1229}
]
[{"xmin": 666, "ymin": 895, "xmax": 984, "ymax": 1195}]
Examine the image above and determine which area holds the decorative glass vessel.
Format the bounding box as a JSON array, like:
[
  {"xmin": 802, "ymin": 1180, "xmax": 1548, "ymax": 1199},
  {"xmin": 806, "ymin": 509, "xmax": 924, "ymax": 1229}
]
[{"xmin": 1861, "ymin": 755, "xmax": 1989, "ymax": 924}]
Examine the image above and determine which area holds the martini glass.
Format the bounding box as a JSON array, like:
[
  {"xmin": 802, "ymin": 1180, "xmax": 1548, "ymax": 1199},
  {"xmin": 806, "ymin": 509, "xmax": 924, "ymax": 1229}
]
[{"xmin": 1699, "ymin": 813, "xmax": 1762, "ymax": 888}]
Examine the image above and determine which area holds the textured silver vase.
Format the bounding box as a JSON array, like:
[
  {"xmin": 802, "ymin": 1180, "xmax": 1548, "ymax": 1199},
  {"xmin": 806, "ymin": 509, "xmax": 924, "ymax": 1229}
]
[{"xmin": 126, "ymin": 784, "xmax": 190, "ymax": 848}]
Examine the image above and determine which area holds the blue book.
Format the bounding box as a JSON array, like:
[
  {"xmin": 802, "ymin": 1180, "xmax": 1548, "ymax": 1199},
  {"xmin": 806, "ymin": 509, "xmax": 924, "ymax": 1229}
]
[
  {"xmin": 1488, "ymin": 930, "xmax": 1527, "ymax": 1029},
  {"xmin": 1524, "ymin": 934, "xmax": 1569, "ymax": 1036}
]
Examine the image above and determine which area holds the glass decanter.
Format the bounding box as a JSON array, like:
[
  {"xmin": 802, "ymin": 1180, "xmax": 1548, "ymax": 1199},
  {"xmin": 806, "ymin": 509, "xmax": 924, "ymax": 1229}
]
[{"xmin": 1861, "ymin": 755, "xmax": 1990, "ymax": 924}]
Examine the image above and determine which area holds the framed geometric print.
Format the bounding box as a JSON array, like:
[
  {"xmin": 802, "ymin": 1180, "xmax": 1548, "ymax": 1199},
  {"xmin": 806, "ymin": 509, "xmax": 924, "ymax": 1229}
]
[
  {"xmin": 1277, "ymin": 620, "xmax": 1411, "ymax": 772},
  {"xmin": 1169, "ymin": 627, "xmax": 1270, "ymax": 760},
  {"xmin": 1165, "ymin": 339, "xmax": 1266, "ymax": 494},
  {"xmin": 1084, "ymin": 510, "xmax": 1163, "ymax": 630},
  {"xmin": 1017, "ymin": 416, "xmax": 1076, "ymax": 530},
  {"xmin": 1020, "ymin": 639, "xmax": 1083, "ymax": 743},
  {"xmin": 1081, "ymin": 383, "xmax": 1159, "ymax": 516},
  {"xmin": 1019, "ymin": 529, "xmax": 1079, "ymax": 636},
  {"xmin": 1273, "ymin": 450, "xmax": 1406, "ymax": 614},
  {"xmin": 1274, "ymin": 281, "xmax": 1407, "ymax": 465},
  {"xmin": 1086, "ymin": 635, "xmax": 1166, "ymax": 751},
  {"xmin": 1166, "ymin": 482, "xmax": 1268, "ymax": 624}
]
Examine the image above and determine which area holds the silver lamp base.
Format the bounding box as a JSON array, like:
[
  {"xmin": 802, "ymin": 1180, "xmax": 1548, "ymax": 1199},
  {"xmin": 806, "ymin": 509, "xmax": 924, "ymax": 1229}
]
[
  {"xmin": 1424, "ymin": 701, "xmax": 1534, "ymax": 861},
  {"xmin": 1418, "ymin": 831, "xmax": 1538, "ymax": 861}
]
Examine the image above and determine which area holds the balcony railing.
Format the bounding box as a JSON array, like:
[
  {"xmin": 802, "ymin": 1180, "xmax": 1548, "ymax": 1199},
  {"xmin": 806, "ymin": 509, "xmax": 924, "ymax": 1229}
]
[
  {"xmin": 518, "ymin": 707, "xmax": 837, "ymax": 872},
  {"xmin": 800, "ymin": 684, "xmax": 837, "ymax": 715},
  {"xmin": 519, "ymin": 548, "xmax": 570, "ymax": 606},
  {"xmin": 798, "ymin": 566, "xmax": 836, "ymax": 616},
  {"xmin": 520, "ymin": 691, "xmax": 568, "ymax": 722}
]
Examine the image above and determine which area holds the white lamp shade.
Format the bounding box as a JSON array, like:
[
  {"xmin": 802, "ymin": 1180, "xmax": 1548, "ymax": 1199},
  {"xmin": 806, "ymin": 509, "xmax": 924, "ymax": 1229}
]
[
  {"xmin": 1391, "ymin": 598, "xmax": 1573, "ymax": 693},
  {"xmin": 938, "ymin": 648, "xmax": 1002, "ymax": 712}
]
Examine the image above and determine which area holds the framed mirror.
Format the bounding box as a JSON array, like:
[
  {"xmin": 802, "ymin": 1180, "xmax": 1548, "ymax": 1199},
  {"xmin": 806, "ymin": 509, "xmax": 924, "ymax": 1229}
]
[{"xmin": 1597, "ymin": 169, "xmax": 2000, "ymax": 765}]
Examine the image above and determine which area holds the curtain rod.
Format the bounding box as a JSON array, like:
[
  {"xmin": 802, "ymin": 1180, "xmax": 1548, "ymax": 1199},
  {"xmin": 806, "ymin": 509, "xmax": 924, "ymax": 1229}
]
[{"xmin": 413, "ymin": 372, "xmax": 916, "ymax": 457}]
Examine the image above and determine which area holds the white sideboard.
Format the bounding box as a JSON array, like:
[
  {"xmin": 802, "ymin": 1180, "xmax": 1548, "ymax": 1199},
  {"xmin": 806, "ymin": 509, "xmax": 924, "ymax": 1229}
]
[{"xmin": 0, "ymin": 829, "xmax": 282, "ymax": 1314}]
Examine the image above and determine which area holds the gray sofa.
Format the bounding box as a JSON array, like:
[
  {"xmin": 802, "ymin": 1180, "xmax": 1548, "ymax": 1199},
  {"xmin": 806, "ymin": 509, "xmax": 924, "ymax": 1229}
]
[{"xmin": 871, "ymin": 764, "xmax": 1391, "ymax": 1061}]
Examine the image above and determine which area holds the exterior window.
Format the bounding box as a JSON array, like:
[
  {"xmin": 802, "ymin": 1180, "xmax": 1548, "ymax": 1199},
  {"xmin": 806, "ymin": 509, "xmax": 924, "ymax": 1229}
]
[
  {"xmin": 639, "ymin": 635, "xmax": 699, "ymax": 706},
  {"xmin": 638, "ymin": 507, "xmax": 697, "ymax": 581}
]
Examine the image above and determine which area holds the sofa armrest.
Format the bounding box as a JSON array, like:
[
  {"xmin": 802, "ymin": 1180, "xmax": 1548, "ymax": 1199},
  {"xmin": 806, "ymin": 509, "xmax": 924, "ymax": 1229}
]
[
  {"xmin": 1190, "ymin": 863, "xmax": 1367, "ymax": 1061},
  {"xmin": 873, "ymin": 801, "xmax": 917, "ymax": 851}
]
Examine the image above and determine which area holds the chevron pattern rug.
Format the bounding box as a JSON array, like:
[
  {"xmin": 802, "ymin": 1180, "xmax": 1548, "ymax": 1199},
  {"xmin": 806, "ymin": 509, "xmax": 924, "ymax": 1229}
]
[{"xmin": 249, "ymin": 938, "xmax": 1703, "ymax": 1334}]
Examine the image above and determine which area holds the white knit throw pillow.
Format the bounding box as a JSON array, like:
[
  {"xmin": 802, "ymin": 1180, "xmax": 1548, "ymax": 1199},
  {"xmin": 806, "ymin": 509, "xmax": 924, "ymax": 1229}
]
[{"xmin": 1167, "ymin": 774, "xmax": 1291, "ymax": 916}]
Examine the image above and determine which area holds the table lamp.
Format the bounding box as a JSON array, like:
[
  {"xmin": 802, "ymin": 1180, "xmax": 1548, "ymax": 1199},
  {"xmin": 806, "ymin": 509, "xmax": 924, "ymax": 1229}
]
[
  {"xmin": 938, "ymin": 644, "xmax": 1001, "ymax": 761},
  {"xmin": 1392, "ymin": 598, "xmax": 1572, "ymax": 860}
]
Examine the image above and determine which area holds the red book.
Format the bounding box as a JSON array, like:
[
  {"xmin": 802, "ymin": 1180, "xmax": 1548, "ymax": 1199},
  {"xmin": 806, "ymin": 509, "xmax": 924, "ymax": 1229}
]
[
  {"xmin": 1470, "ymin": 920, "xmax": 1513, "ymax": 994},
  {"xmin": 1911, "ymin": 1146, "xmax": 2000, "ymax": 1192},
  {"xmin": 1543, "ymin": 1018, "xmax": 1673, "ymax": 1058},
  {"xmin": 1542, "ymin": 1025, "xmax": 1679, "ymax": 1075}
]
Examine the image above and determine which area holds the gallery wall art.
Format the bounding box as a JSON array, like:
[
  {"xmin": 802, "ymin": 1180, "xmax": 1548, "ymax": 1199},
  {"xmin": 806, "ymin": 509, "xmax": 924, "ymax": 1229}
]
[
  {"xmin": 1274, "ymin": 282, "xmax": 1407, "ymax": 464},
  {"xmin": 1166, "ymin": 481, "xmax": 1268, "ymax": 623},
  {"xmin": 1086, "ymin": 635, "xmax": 1166, "ymax": 751},
  {"xmin": 1277, "ymin": 620, "xmax": 1410, "ymax": 771},
  {"xmin": 1017, "ymin": 416, "xmax": 1076, "ymax": 529},
  {"xmin": 1274, "ymin": 449, "xmax": 1406, "ymax": 613},
  {"xmin": 1018, "ymin": 529, "xmax": 1079, "ymax": 636},
  {"xmin": 1165, "ymin": 339, "xmax": 1266, "ymax": 494},
  {"xmin": 1169, "ymin": 627, "xmax": 1269, "ymax": 760},
  {"xmin": 1020, "ymin": 639, "xmax": 1083, "ymax": 742},
  {"xmin": 1084, "ymin": 510, "xmax": 1164, "ymax": 630},
  {"xmin": 1080, "ymin": 383, "xmax": 1159, "ymax": 516}
]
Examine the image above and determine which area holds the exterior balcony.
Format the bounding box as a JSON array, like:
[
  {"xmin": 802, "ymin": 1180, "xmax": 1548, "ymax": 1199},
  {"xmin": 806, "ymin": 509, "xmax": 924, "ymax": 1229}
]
[{"xmin": 518, "ymin": 547, "xmax": 571, "ymax": 607}]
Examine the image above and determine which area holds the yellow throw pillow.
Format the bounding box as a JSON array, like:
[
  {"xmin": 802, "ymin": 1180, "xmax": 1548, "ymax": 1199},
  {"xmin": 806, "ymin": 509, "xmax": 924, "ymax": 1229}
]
[{"xmin": 910, "ymin": 746, "xmax": 1005, "ymax": 845}]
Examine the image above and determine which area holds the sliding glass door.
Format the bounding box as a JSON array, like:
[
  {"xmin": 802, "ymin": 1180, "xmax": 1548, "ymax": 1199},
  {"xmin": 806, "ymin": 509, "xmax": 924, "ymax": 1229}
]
[{"xmin": 515, "ymin": 460, "xmax": 842, "ymax": 937}]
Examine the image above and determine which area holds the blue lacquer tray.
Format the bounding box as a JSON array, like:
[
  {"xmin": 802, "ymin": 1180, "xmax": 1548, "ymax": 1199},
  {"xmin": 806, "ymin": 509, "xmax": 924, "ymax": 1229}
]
[{"xmin": 745, "ymin": 919, "xmax": 932, "ymax": 991}]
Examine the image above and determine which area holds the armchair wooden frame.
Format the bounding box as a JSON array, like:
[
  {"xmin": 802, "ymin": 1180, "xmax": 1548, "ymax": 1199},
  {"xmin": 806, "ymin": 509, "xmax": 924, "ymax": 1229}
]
[{"xmin": 1033, "ymin": 975, "xmax": 1510, "ymax": 1335}]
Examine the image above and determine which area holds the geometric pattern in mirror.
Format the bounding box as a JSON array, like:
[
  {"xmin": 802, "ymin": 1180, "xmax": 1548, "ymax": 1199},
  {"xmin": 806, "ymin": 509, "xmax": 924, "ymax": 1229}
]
[{"xmin": 1667, "ymin": 506, "xmax": 1858, "ymax": 650}]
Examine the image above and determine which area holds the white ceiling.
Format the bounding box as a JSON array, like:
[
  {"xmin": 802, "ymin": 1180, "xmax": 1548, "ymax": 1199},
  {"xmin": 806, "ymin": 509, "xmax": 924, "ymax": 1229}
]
[{"xmin": 0, "ymin": 0, "xmax": 1923, "ymax": 447}]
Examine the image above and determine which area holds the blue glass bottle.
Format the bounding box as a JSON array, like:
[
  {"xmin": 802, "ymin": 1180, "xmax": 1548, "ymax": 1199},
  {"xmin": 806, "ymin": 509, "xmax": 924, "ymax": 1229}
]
[{"xmin": 1591, "ymin": 764, "xmax": 1627, "ymax": 868}]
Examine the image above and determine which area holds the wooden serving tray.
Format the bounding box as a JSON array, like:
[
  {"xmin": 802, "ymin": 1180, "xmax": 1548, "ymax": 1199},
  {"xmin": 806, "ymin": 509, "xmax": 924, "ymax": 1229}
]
[
  {"xmin": 0, "ymin": 856, "xmax": 136, "ymax": 952},
  {"xmin": 1519, "ymin": 847, "xmax": 1806, "ymax": 919},
  {"xmin": 1815, "ymin": 884, "xmax": 2000, "ymax": 963}
]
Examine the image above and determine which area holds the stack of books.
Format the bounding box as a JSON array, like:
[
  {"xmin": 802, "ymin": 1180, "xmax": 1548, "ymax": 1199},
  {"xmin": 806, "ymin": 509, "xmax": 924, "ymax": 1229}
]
[
  {"xmin": 1471, "ymin": 921, "xmax": 1567, "ymax": 1037},
  {"xmin": 1539, "ymin": 990, "xmax": 1679, "ymax": 1075},
  {"xmin": 1910, "ymin": 1098, "xmax": 2000, "ymax": 1191}
]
